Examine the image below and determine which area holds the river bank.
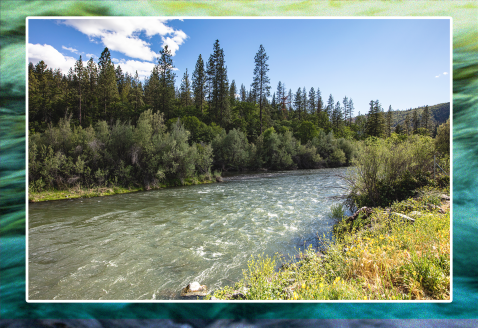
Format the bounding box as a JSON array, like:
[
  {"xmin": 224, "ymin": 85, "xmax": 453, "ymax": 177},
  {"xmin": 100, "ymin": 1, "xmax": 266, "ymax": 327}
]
[
  {"xmin": 206, "ymin": 186, "xmax": 450, "ymax": 301},
  {"xmin": 28, "ymin": 174, "xmax": 222, "ymax": 202}
]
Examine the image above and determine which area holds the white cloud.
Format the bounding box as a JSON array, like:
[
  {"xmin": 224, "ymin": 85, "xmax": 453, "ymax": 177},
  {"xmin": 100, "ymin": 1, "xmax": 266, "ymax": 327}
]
[
  {"xmin": 62, "ymin": 45, "xmax": 79, "ymax": 54},
  {"xmin": 443, "ymin": 72, "xmax": 448, "ymax": 75},
  {"xmin": 112, "ymin": 59, "xmax": 156, "ymax": 80},
  {"xmin": 114, "ymin": 59, "xmax": 179, "ymax": 80},
  {"xmin": 29, "ymin": 43, "xmax": 77, "ymax": 74},
  {"xmin": 86, "ymin": 53, "xmax": 97, "ymax": 59},
  {"xmin": 61, "ymin": 19, "xmax": 188, "ymax": 61},
  {"xmin": 435, "ymin": 75, "xmax": 440, "ymax": 78}
]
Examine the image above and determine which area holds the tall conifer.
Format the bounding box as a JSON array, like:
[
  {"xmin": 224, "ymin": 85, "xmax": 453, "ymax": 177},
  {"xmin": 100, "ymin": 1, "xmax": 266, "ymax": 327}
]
[
  {"xmin": 157, "ymin": 45, "xmax": 176, "ymax": 120},
  {"xmin": 73, "ymin": 55, "xmax": 87, "ymax": 125},
  {"xmin": 308, "ymin": 87, "xmax": 316, "ymax": 115},
  {"xmin": 180, "ymin": 68, "xmax": 192, "ymax": 107},
  {"xmin": 98, "ymin": 47, "xmax": 119, "ymax": 119},
  {"xmin": 251, "ymin": 44, "xmax": 271, "ymax": 134},
  {"xmin": 192, "ymin": 54, "xmax": 206, "ymax": 113}
]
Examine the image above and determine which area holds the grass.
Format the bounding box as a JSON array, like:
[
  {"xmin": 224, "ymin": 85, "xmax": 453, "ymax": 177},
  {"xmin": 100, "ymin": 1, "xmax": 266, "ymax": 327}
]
[
  {"xmin": 206, "ymin": 187, "xmax": 450, "ymax": 301},
  {"xmin": 29, "ymin": 175, "xmax": 217, "ymax": 202},
  {"xmin": 329, "ymin": 203, "xmax": 345, "ymax": 221}
]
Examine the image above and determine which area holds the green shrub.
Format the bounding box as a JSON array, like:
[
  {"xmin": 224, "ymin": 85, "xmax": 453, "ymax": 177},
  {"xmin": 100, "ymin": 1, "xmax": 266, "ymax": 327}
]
[
  {"xmin": 345, "ymin": 135, "xmax": 438, "ymax": 208},
  {"xmin": 329, "ymin": 203, "xmax": 345, "ymax": 221}
]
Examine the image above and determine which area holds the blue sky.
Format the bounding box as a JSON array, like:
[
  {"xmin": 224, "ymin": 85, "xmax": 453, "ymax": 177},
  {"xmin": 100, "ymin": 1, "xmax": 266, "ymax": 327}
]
[{"xmin": 28, "ymin": 18, "xmax": 450, "ymax": 115}]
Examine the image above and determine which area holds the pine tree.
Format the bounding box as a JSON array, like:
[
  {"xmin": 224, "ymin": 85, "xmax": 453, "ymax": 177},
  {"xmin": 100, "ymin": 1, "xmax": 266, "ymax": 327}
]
[
  {"xmin": 73, "ymin": 55, "xmax": 87, "ymax": 125},
  {"xmin": 120, "ymin": 71, "xmax": 132, "ymax": 105},
  {"xmin": 98, "ymin": 47, "xmax": 119, "ymax": 119},
  {"xmin": 229, "ymin": 79, "xmax": 237, "ymax": 107},
  {"xmin": 115, "ymin": 65, "xmax": 125, "ymax": 96},
  {"xmin": 157, "ymin": 45, "xmax": 176, "ymax": 120},
  {"xmin": 294, "ymin": 87, "xmax": 303, "ymax": 120},
  {"xmin": 128, "ymin": 70, "xmax": 144, "ymax": 114},
  {"xmin": 180, "ymin": 68, "xmax": 192, "ymax": 107},
  {"xmin": 85, "ymin": 57, "xmax": 99, "ymax": 122},
  {"xmin": 308, "ymin": 87, "xmax": 316, "ymax": 115},
  {"xmin": 342, "ymin": 96, "xmax": 348, "ymax": 126},
  {"xmin": 248, "ymin": 87, "xmax": 256, "ymax": 103},
  {"xmin": 301, "ymin": 87, "xmax": 307, "ymax": 117},
  {"xmin": 332, "ymin": 101, "xmax": 343, "ymax": 131},
  {"xmin": 366, "ymin": 99, "xmax": 384, "ymax": 137},
  {"xmin": 208, "ymin": 40, "xmax": 230, "ymax": 126},
  {"xmin": 205, "ymin": 54, "xmax": 215, "ymax": 105},
  {"xmin": 251, "ymin": 44, "xmax": 271, "ymax": 134},
  {"xmin": 375, "ymin": 100, "xmax": 384, "ymax": 137},
  {"xmin": 144, "ymin": 65, "xmax": 161, "ymax": 112},
  {"xmin": 192, "ymin": 54, "xmax": 206, "ymax": 113},
  {"xmin": 412, "ymin": 109, "xmax": 420, "ymax": 134},
  {"xmin": 348, "ymin": 98, "xmax": 354, "ymax": 125},
  {"xmin": 326, "ymin": 94, "xmax": 334, "ymax": 121},
  {"xmin": 316, "ymin": 87, "xmax": 323, "ymax": 115},
  {"xmin": 422, "ymin": 105, "xmax": 430, "ymax": 131},
  {"xmin": 276, "ymin": 81, "xmax": 285, "ymax": 105},
  {"xmin": 240, "ymin": 83, "xmax": 247, "ymax": 102},
  {"xmin": 288, "ymin": 89, "xmax": 293, "ymax": 113},
  {"xmin": 386, "ymin": 105, "xmax": 393, "ymax": 137}
]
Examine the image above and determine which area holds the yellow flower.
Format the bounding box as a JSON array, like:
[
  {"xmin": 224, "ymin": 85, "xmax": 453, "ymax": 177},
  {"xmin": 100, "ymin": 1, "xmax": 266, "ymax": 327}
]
[
  {"xmin": 319, "ymin": 283, "xmax": 324, "ymax": 288},
  {"xmin": 302, "ymin": 283, "xmax": 306, "ymax": 289},
  {"xmin": 364, "ymin": 296, "xmax": 367, "ymax": 300}
]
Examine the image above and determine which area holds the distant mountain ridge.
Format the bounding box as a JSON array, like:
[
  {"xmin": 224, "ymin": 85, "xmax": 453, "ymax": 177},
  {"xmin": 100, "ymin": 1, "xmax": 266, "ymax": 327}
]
[{"xmin": 390, "ymin": 102, "xmax": 450, "ymax": 128}]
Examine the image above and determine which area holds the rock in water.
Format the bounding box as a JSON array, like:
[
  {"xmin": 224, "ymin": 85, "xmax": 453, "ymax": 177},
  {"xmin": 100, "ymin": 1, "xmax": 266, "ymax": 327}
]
[{"xmin": 180, "ymin": 282, "xmax": 207, "ymax": 297}]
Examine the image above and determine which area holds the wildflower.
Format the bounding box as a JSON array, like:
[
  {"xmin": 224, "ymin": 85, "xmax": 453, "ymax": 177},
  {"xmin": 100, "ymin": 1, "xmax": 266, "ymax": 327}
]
[
  {"xmin": 319, "ymin": 283, "xmax": 324, "ymax": 288},
  {"xmin": 302, "ymin": 283, "xmax": 306, "ymax": 289}
]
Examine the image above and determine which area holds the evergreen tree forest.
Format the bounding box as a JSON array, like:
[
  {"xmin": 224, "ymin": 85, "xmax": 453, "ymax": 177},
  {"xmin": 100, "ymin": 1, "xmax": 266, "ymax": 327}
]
[{"xmin": 28, "ymin": 41, "xmax": 450, "ymax": 194}]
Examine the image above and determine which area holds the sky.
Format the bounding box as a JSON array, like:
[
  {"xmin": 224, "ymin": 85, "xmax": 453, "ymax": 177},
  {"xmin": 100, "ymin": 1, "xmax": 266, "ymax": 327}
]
[{"xmin": 28, "ymin": 18, "xmax": 451, "ymax": 115}]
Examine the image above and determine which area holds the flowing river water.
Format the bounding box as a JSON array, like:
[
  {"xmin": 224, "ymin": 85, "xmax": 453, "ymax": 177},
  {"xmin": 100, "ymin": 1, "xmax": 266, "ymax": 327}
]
[{"xmin": 28, "ymin": 168, "xmax": 350, "ymax": 300}]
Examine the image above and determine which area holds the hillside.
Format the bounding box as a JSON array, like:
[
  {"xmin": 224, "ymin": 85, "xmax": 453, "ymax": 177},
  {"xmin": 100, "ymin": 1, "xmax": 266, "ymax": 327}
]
[{"xmin": 391, "ymin": 102, "xmax": 450, "ymax": 128}]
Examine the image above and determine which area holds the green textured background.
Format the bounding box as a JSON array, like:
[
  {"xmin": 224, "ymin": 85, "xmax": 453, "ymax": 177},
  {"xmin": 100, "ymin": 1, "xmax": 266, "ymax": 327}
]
[{"xmin": 1, "ymin": 0, "xmax": 477, "ymax": 320}]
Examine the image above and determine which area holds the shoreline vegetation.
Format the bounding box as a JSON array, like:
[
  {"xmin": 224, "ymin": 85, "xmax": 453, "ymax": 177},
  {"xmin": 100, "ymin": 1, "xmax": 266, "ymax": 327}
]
[
  {"xmin": 28, "ymin": 177, "xmax": 215, "ymax": 203},
  {"xmin": 28, "ymin": 172, "xmax": 221, "ymax": 203}
]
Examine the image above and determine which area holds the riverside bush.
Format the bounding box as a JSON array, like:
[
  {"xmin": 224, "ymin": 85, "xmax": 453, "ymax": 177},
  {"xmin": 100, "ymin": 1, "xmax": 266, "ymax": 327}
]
[
  {"xmin": 345, "ymin": 135, "xmax": 442, "ymax": 208},
  {"xmin": 29, "ymin": 112, "xmax": 215, "ymax": 193},
  {"xmin": 329, "ymin": 203, "xmax": 345, "ymax": 221}
]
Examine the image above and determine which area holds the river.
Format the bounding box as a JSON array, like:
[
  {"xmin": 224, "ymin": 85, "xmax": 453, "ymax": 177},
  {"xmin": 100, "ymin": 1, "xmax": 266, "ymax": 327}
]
[{"xmin": 28, "ymin": 167, "xmax": 350, "ymax": 300}]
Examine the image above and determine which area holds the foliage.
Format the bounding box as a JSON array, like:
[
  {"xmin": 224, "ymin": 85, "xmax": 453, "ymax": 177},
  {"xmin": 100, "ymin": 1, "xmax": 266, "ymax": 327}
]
[
  {"xmin": 345, "ymin": 135, "xmax": 440, "ymax": 208},
  {"xmin": 329, "ymin": 203, "xmax": 345, "ymax": 221},
  {"xmin": 435, "ymin": 119, "xmax": 450, "ymax": 155},
  {"xmin": 28, "ymin": 112, "xmax": 214, "ymax": 195}
]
